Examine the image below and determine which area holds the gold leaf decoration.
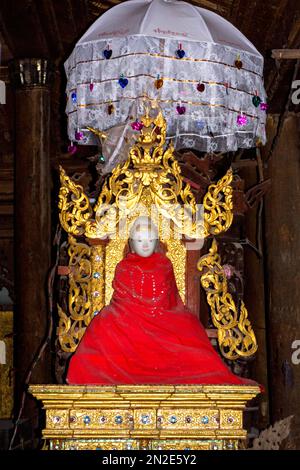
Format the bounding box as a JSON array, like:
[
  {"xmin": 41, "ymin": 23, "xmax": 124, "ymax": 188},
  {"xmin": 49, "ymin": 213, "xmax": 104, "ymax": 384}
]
[
  {"xmin": 197, "ymin": 239, "xmax": 257, "ymax": 360},
  {"xmin": 58, "ymin": 166, "xmax": 94, "ymax": 236},
  {"xmin": 57, "ymin": 236, "xmax": 93, "ymax": 352}
]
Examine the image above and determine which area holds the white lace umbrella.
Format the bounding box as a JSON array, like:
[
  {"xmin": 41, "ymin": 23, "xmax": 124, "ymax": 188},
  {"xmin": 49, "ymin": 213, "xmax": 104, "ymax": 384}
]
[{"xmin": 65, "ymin": 0, "xmax": 267, "ymax": 173}]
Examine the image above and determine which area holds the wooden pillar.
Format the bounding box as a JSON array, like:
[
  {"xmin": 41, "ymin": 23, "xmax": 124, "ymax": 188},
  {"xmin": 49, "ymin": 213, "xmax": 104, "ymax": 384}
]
[
  {"xmin": 10, "ymin": 59, "xmax": 53, "ymax": 409},
  {"xmin": 263, "ymin": 113, "xmax": 300, "ymax": 448}
]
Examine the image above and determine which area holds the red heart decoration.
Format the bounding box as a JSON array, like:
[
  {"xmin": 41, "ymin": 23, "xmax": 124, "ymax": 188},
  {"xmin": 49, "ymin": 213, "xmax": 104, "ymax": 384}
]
[{"xmin": 197, "ymin": 83, "xmax": 205, "ymax": 92}]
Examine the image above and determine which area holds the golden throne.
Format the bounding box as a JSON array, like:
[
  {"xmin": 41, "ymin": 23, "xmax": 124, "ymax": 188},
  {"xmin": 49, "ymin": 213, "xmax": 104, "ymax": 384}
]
[{"xmin": 30, "ymin": 111, "xmax": 260, "ymax": 451}]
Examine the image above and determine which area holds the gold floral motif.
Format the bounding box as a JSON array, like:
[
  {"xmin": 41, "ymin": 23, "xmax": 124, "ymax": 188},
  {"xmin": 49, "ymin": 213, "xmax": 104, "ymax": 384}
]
[
  {"xmin": 151, "ymin": 439, "xmax": 213, "ymax": 450},
  {"xmin": 69, "ymin": 409, "xmax": 130, "ymax": 431},
  {"xmin": 64, "ymin": 439, "xmax": 139, "ymax": 450},
  {"xmin": 197, "ymin": 239, "xmax": 258, "ymax": 360},
  {"xmin": 48, "ymin": 438, "xmax": 226, "ymax": 450},
  {"xmin": 220, "ymin": 410, "xmax": 242, "ymax": 429},
  {"xmin": 158, "ymin": 409, "xmax": 219, "ymax": 431},
  {"xmin": 47, "ymin": 410, "xmax": 69, "ymax": 429}
]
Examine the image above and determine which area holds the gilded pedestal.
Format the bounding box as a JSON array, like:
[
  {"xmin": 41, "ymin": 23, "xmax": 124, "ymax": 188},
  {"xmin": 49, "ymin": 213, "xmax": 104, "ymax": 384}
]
[{"xmin": 30, "ymin": 384, "xmax": 259, "ymax": 450}]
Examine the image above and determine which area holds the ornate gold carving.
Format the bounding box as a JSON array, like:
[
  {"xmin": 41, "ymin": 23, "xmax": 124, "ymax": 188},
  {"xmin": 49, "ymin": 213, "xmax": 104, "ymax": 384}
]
[
  {"xmin": 165, "ymin": 238, "xmax": 186, "ymax": 302},
  {"xmin": 151, "ymin": 439, "xmax": 215, "ymax": 450},
  {"xmin": 105, "ymin": 238, "xmax": 127, "ymax": 306},
  {"xmin": 29, "ymin": 384, "xmax": 260, "ymax": 450},
  {"xmin": 58, "ymin": 166, "xmax": 94, "ymax": 236},
  {"xmin": 48, "ymin": 438, "xmax": 227, "ymax": 450},
  {"xmin": 58, "ymin": 112, "xmax": 234, "ymax": 241},
  {"xmin": 220, "ymin": 410, "xmax": 242, "ymax": 430},
  {"xmin": 203, "ymin": 169, "xmax": 233, "ymax": 236},
  {"xmin": 90, "ymin": 111, "xmax": 202, "ymax": 240},
  {"xmin": 57, "ymin": 236, "xmax": 92, "ymax": 353},
  {"xmin": 90, "ymin": 245, "xmax": 105, "ymax": 315},
  {"xmin": 197, "ymin": 239, "xmax": 258, "ymax": 360}
]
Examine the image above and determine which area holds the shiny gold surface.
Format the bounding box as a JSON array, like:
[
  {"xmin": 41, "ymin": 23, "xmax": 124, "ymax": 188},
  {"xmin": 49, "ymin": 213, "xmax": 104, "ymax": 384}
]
[
  {"xmin": 90, "ymin": 111, "xmax": 203, "ymax": 240},
  {"xmin": 197, "ymin": 239, "xmax": 258, "ymax": 360},
  {"xmin": 0, "ymin": 311, "xmax": 13, "ymax": 419},
  {"xmin": 58, "ymin": 167, "xmax": 93, "ymax": 236},
  {"xmin": 58, "ymin": 111, "xmax": 233, "ymax": 241},
  {"xmin": 57, "ymin": 236, "xmax": 92, "ymax": 352},
  {"xmin": 29, "ymin": 384, "xmax": 259, "ymax": 450},
  {"xmin": 203, "ymin": 169, "xmax": 233, "ymax": 235}
]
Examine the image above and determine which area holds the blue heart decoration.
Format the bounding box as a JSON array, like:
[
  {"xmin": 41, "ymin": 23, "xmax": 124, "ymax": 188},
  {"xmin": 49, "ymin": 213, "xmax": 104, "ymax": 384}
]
[
  {"xmin": 176, "ymin": 49, "xmax": 186, "ymax": 59},
  {"xmin": 118, "ymin": 77, "xmax": 128, "ymax": 89},
  {"xmin": 103, "ymin": 49, "xmax": 112, "ymax": 59}
]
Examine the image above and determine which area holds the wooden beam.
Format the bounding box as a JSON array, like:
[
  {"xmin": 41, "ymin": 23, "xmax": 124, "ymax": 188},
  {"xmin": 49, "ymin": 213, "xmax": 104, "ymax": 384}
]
[{"xmin": 272, "ymin": 49, "xmax": 300, "ymax": 59}]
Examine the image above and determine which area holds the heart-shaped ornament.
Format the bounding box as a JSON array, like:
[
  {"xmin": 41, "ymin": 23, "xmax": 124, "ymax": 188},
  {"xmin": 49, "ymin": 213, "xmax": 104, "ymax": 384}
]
[
  {"xmin": 237, "ymin": 114, "xmax": 247, "ymax": 126},
  {"xmin": 176, "ymin": 49, "xmax": 186, "ymax": 59},
  {"xmin": 75, "ymin": 130, "xmax": 84, "ymax": 140},
  {"xmin": 67, "ymin": 144, "xmax": 77, "ymax": 155},
  {"xmin": 71, "ymin": 92, "xmax": 77, "ymax": 104},
  {"xmin": 107, "ymin": 104, "xmax": 115, "ymax": 115},
  {"xmin": 252, "ymin": 95, "xmax": 261, "ymax": 107},
  {"xmin": 197, "ymin": 83, "xmax": 205, "ymax": 92},
  {"xmin": 103, "ymin": 49, "xmax": 112, "ymax": 59},
  {"xmin": 260, "ymin": 102, "xmax": 268, "ymax": 111},
  {"xmin": 118, "ymin": 77, "xmax": 128, "ymax": 88},
  {"xmin": 235, "ymin": 59, "xmax": 243, "ymax": 69},
  {"xmin": 155, "ymin": 78, "xmax": 164, "ymax": 89},
  {"xmin": 131, "ymin": 120, "xmax": 144, "ymax": 131},
  {"xmin": 176, "ymin": 105, "xmax": 186, "ymax": 115}
]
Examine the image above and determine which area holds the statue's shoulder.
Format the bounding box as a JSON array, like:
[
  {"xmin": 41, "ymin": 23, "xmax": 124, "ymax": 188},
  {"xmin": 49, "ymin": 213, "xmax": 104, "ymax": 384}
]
[{"xmin": 155, "ymin": 252, "xmax": 173, "ymax": 270}]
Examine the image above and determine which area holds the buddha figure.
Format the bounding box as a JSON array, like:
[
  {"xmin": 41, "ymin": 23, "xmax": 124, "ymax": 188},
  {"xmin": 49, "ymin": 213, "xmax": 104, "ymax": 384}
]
[{"xmin": 67, "ymin": 216, "xmax": 257, "ymax": 386}]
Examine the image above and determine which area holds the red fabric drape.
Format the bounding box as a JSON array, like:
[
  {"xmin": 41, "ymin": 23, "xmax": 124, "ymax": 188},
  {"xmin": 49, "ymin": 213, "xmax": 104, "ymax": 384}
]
[{"xmin": 67, "ymin": 252, "xmax": 258, "ymax": 387}]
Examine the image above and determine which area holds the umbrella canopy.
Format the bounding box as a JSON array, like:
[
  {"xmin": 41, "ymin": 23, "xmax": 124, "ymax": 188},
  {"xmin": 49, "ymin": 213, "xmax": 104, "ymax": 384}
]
[{"xmin": 65, "ymin": 0, "xmax": 267, "ymax": 172}]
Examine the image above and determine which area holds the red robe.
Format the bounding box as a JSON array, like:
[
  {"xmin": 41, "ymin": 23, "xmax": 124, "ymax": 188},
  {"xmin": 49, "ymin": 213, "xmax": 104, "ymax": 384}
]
[{"xmin": 67, "ymin": 251, "xmax": 257, "ymax": 386}]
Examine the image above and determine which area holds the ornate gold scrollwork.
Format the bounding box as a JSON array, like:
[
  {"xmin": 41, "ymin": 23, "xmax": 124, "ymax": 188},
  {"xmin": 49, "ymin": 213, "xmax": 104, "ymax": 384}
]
[
  {"xmin": 89, "ymin": 111, "xmax": 233, "ymax": 240},
  {"xmin": 197, "ymin": 239, "xmax": 257, "ymax": 360},
  {"xmin": 58, "ymin": 112, "xmax": 234, "ymax": 241},
  {"xmin": 58, "ymin": 166, "xmax": 94, "ymax": 236},
  {"xmin": 57, "ymin": 236, "xmax": 92, "ymax": 353},
  {"xmin": 89, "ymin": 111, "xmax": 200, "ymax": 239},
  {"xmin": 203, "ymin": 169, "xmax": 233, "ymax": 236}
]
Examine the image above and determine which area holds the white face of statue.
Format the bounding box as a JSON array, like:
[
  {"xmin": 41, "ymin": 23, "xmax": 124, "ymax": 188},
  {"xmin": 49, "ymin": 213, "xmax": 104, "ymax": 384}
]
[{"xmin": 130, "ymin": 218, "xmax": 158, "ymax": 258}]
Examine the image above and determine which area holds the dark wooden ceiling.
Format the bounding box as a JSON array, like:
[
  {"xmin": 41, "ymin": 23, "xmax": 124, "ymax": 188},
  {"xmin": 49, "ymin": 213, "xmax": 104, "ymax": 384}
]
[{"xmin": 1, "ymin": 0, "xmax": 300, "ymax": 61}]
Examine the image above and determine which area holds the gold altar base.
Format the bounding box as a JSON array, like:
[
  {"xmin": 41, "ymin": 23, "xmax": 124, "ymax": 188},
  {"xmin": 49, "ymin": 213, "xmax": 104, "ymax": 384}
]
[{"xmin": 29, "ymin": 384, "xmax": 260, "ymax": 451}]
